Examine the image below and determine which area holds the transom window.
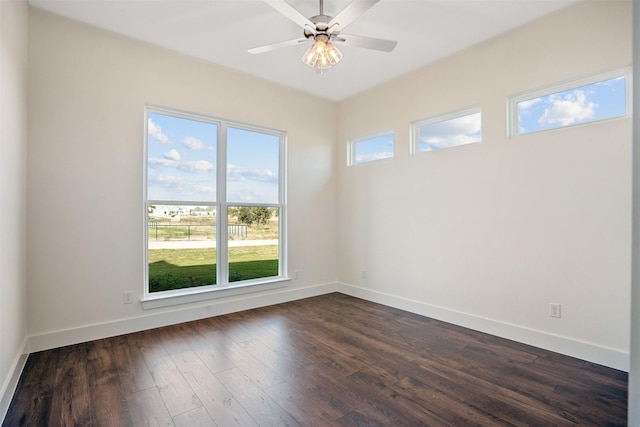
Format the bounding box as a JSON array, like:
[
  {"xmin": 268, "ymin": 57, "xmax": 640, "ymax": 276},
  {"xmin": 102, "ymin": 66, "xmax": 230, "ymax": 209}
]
[
  {"xmin": 145, "ymin": 107, "xmax": 285, "ymax": 299},
  {"xmin": 348, "ymin": 130, "xmax": 394, "ymax": 166},
  {"xmin": 509, "ymin": 69, "xmax": 629, "ymax": 137},
  {"xmin": 410, "ymin": 107, "xmax": 482, "ymax": 154}
]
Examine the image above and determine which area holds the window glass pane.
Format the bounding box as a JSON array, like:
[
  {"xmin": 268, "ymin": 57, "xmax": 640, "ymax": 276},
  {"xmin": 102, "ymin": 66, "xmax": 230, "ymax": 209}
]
[
  {"xmin": 227, "ymin": 206, "xmax": 279, "ymax": 283},
  {"xmin": 352, "ymin": 133, "xmax": 394, "ymax": 165},
  {"xmin": 227, "ymin": 127, "xmax": 279, "ymax": 204},
  {"xmin": 145, "ymin": 109, "xmax": 285, "ymax": 296},
  {"xmin": 147, "ymin": 204, "xmax": 217, "ymax": 292},
  {"xmin": 516, "ymin": 76, "xmax": 626, "ymax": 135},
  {"xmin": 416, "ymin": 111, "xmax": 481, "ymax": 153},
  {"xmin": 147, "ymin": 112, "xmax": 217, "ymax": 202}
]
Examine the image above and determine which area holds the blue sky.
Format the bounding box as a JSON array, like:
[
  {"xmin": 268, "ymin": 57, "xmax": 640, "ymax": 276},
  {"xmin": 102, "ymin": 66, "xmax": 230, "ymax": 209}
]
[
  {"xmin": 227, "ymin": 126, "xmax": 279, "ymax": 204},
  {"xmin": 517, "ymin": 76, "xmax": 626, "ymax": 135},
  {"xmin": 354, "ymin": 133, "xmax": 394, "ymax": 164},
  {"xmin": 147, "ymin": 112, "xmax": 279, "ymax": 203}
]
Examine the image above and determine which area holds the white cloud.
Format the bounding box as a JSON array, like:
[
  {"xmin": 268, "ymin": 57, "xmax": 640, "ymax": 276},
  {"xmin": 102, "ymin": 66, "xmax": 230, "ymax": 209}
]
[
  {"xmin": 518, "ymin": 97, "xmax": 542, "ymax": 112},
  {"xmin": 419, "ymin": 113, "xmax": 481, "ymax": 151},
  {"xmin": 148, "ymin": 118, "xmax": 171, "ymax": 144},
  {"xmin": 148, "ymin": 174, "xmax": 185, "ymax": 186},
  {"xmin": 355, "ymin": 152, "xmax": 393, "ymax": 164},
  {"xmin": 149, "ymin": 156, "xmax": 213, "ymax": 174},
  {"xmin": 148, "ymin": 157, "xmax": 177, "ymax": 168},
  {"xmin": 227, "ymin": 164, "xmax": 278, "ymax": 183},
  {"xmin": 177, "ymin": 160, "xmax": 215, "ymax": 173},
  {"xmin": 420, "ymin": 134, "xmax": 479, "ymax": 151},
  {"xmin": 195, "ymin": 186, "xmax": 215, "ymax": 194},
  {"xmin": 164, "ymin": 149, "xmax": 181, "ymax": 161},
  {"xmin": 538, "ymin": 90, "xmax": 597, "ymax": 127},
  {"xmin": 183, "ymin": 136, "xmax": 207, "ymax": 150},
  {"xmin": 423, "ymin": 114, "xmax": 481, "ymax": 138}
]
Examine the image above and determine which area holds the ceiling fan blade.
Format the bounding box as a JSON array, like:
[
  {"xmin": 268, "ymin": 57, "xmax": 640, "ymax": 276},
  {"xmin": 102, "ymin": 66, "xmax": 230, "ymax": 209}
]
[
  {"xmin": 248, "ymin": 38, "xmax": 310, "ymax": 55},
  {"xmin": 333, "ymin": 34, "xmax": 397, "ymax": 52},
  {"xmin": 264, "ymin": 0, "xmax": 316, "ymax": 32},
  {"xmin": 328, "ymin": 0, "xmax": 380, "ymax": 32}
]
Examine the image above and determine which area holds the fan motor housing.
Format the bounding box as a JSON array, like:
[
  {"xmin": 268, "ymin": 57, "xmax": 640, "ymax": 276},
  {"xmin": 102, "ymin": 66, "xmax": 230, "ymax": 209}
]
[{"xmin": 304, "ymin": 14, "xmax": 336, "ymax": 39}]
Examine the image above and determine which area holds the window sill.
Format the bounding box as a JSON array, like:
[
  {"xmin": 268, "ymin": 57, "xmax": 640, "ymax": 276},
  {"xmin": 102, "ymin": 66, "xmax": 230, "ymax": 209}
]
[{"xmin": 140, "ymin": 278, "xmax": 291, "ymax": 310}]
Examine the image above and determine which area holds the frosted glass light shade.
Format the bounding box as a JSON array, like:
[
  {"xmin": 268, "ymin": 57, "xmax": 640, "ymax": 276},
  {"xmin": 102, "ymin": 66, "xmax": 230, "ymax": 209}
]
[{"xmin": 302, "ymin": 34, "xmax": 342, "ymax": 70}]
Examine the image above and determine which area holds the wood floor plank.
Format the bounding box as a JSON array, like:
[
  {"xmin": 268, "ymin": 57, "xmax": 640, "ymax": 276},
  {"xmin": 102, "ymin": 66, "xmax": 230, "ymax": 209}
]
[
  {"xmin": 89, "ymin": 374, "xmax": 131, "ymax": 426},
  {"xmin": 86, "ymin": 339, "xmax": 131, "ymax": 426},
  {"xmin": 3, "ymin": 392, "xmax": 53, "ymax": 427},
  {"xmin": 49, "ymin": 343, "xmax": 92, "ymax": 426},
  {"xmin": 157, "ymin": 323, "xmax": 194, "ymax": 355},
  {"xmin": 212, "ymin": 339, "xmax": 284, "ymax": 390},
  {"xmin": 237, "ymin": 339, "xmax": 310, "ymax": 381},
  {"xmin": 3, "ymin": 293, "xmax": 628, "ymax": 427},
  {"xmin": 336, "ymin": 370, "xmax": 449, "ymax": 426},
  {"xmin": 182, "ymin": 370, "xmax": 258, "ymax": 427},
  {"xmin": 215, "ymin": 367, "xmax": 302, "ymax": 427},
  {"xmin": 263, "ymin": 381, "xmax": 343, "ymax": 427},
  {"xmin": 126, "ymin": 387, "xmax": 174, "ymax": 427},
  {"xmin": 112, "ymin": 333, "xmax": 156, "ymax": 394},
  {"xmin": 172, "ymin": 350, "xmax": 258, "ymax": 427},
  {"xmin": 146, "ymin": 352, "xmax": 203, "ymax": 417},
  {"xmin": 410, "ymin": 358, "xmax": 582, "ymax": 426},
  {"xmin": 173, "ymin": 406, "xmax": 217, "ymax": 427}
]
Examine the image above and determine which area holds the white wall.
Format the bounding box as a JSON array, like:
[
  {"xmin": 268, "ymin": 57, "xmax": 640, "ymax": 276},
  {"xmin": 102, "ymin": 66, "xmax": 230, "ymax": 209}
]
[
  {"xmin": 0, "ymin": 0, "xmax": 29, "ymax": 420},
  {"xmin": 337, "ymin": 0, "xmax": 632, "ymax": 370},
  {"xmin": 26, "ymin": 9, "xmax": 338, "ymax": 349}
]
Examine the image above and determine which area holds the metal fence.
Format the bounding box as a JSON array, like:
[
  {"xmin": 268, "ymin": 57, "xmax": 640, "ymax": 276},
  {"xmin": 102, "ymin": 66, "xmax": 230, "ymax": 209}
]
[{"xmin": 148, "ymin": 223, "xmax": 247, "ymax": 240}]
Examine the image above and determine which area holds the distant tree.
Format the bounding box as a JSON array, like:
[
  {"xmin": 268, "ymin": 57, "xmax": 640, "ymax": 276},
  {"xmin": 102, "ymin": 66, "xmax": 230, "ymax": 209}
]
[
  {"xmin": 236, "ymin": 207, "xmax": 272, "ymax": 226},
  {"xmin": 253, "ymin": 207, "xmax": 272, "ymax": 225},
  {"xmin": 237, "ymin": 207, "xmax": 255, "ymax": 225}
]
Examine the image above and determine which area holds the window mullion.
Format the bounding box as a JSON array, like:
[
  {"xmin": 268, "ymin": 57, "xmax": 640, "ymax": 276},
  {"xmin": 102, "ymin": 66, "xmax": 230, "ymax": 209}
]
[{"xmin": 218, "ymin": 122, "xmax": 229, "ymax": 287}]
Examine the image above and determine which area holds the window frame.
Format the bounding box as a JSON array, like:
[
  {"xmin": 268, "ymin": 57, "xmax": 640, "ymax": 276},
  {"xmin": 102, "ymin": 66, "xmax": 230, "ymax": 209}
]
[
  {"xmin": 507, "ymin": 67, "xmax": 631, "ymax": 138},
  {"xmin": 143, "ymin": 105, "xmax": 287, "ymax": 308},
  {"xmin": 347, "ymin": 129, "xmax": 395, "ymax": 166},
  {"xmin": 410, "ymin": 106, "xmax": 482, "ymax": 155}
]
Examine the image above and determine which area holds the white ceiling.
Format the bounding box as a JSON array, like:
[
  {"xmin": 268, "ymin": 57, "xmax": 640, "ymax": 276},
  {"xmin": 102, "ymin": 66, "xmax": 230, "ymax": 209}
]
[{"xmin": 28, "ymin": 0, "xmax": 581, "ymax": 101}]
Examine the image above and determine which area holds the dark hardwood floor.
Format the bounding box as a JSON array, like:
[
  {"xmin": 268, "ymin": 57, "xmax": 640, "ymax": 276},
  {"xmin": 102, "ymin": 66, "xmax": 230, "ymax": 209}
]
[{"xmin": 3, "ymin": 293, "xmax": 628, "ymax": 426}]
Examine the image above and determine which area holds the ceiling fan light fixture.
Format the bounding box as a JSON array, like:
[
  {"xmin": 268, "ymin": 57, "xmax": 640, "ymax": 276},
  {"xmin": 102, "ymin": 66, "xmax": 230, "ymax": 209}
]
[{"xmin": 302, "ymin": 34, "xmax": 342, "ymax": 70}]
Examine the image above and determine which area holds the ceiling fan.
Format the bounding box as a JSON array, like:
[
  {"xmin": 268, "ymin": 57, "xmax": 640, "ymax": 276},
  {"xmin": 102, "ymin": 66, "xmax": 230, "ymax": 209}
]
[{"xmin": 248, "ymin": 0, "xmax": 397, "ymax": 71}]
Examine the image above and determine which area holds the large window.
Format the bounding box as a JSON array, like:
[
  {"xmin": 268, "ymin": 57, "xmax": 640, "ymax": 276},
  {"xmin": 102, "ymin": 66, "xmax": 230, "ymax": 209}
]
[
  {"xmin": 410, "ymin": 107, "xmax": 482, "ymax": 154},
  {"xmin": 509, "ymin": 69, "xmax": 629, "ymax": 137},
  {"xmin": 145, "ymin": 108, "xmax": 285, "ymax": 299}
]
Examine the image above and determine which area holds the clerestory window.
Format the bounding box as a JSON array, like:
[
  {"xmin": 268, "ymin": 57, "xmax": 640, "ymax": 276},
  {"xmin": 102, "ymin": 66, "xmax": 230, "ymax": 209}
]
[
  {"xmin": 508, "ymin": 69, "xmax": 629, "ymax": 137},
  {"xmin": 348, "ymin": 130, "xmax": 395, "ymax": 166},
  {"xmin": 410, "ymin": 107, "xmax": 482, "ymax": 154}
]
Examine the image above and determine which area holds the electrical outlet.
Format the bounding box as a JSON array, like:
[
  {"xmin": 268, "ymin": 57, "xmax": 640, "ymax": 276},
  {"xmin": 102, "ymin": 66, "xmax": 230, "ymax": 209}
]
[
  {"xmin": 294, "ymin": 270, "xmax": 300, "ymax": 279},
  {"xmin": 549, "ymin": 303, "xmax": 561, "ymax": 318},
  {"xmin": 124, "ymin": 291, "xmax": 134, "ymax": 304},
  {"xmin": 361, "ymin": 270, "xmax": 367, "ymax": 279}
]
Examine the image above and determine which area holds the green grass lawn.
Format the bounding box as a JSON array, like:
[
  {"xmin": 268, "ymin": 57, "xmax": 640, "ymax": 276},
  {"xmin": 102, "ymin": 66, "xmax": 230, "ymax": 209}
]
[{"xmin": 148, "ymin": 245, "xmax": 278, "ymax": 292}]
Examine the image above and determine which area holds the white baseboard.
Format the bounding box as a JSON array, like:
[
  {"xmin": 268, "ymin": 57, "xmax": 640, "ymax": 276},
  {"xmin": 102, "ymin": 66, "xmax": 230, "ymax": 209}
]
[
  {"xmin": 1, "ymin": 337, "xmax": 29, "ymax": 424},
  {"xmin": 28, "ymin": 282, "xmax": 338, "ymax": 353},
  {"xmin": 23, "ymin": 280, "xmax": 629, "ymax": 371},
  {"xmin": 337, "ymin": 282, "xmax": 629, "ymax": 372}
]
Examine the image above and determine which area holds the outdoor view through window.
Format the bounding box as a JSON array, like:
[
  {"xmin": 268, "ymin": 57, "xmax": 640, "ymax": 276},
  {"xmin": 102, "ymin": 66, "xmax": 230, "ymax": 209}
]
[
  {"xmin": 146, "ymin": 110, "xmax": 283, "ymax": 294},
  {"xmin": 515, "ymin": 75, "xmax": 627, "ymax": 135},
  {"xmin": 413, "ymin": 109, "xmax": 482, "ymax": 153}
]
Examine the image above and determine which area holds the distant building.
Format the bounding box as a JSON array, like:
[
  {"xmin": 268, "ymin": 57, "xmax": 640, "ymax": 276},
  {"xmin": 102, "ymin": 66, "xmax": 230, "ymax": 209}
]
[{"xmin": 148, "ymin": 205, "xmax": 215, "ymax": 219}]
